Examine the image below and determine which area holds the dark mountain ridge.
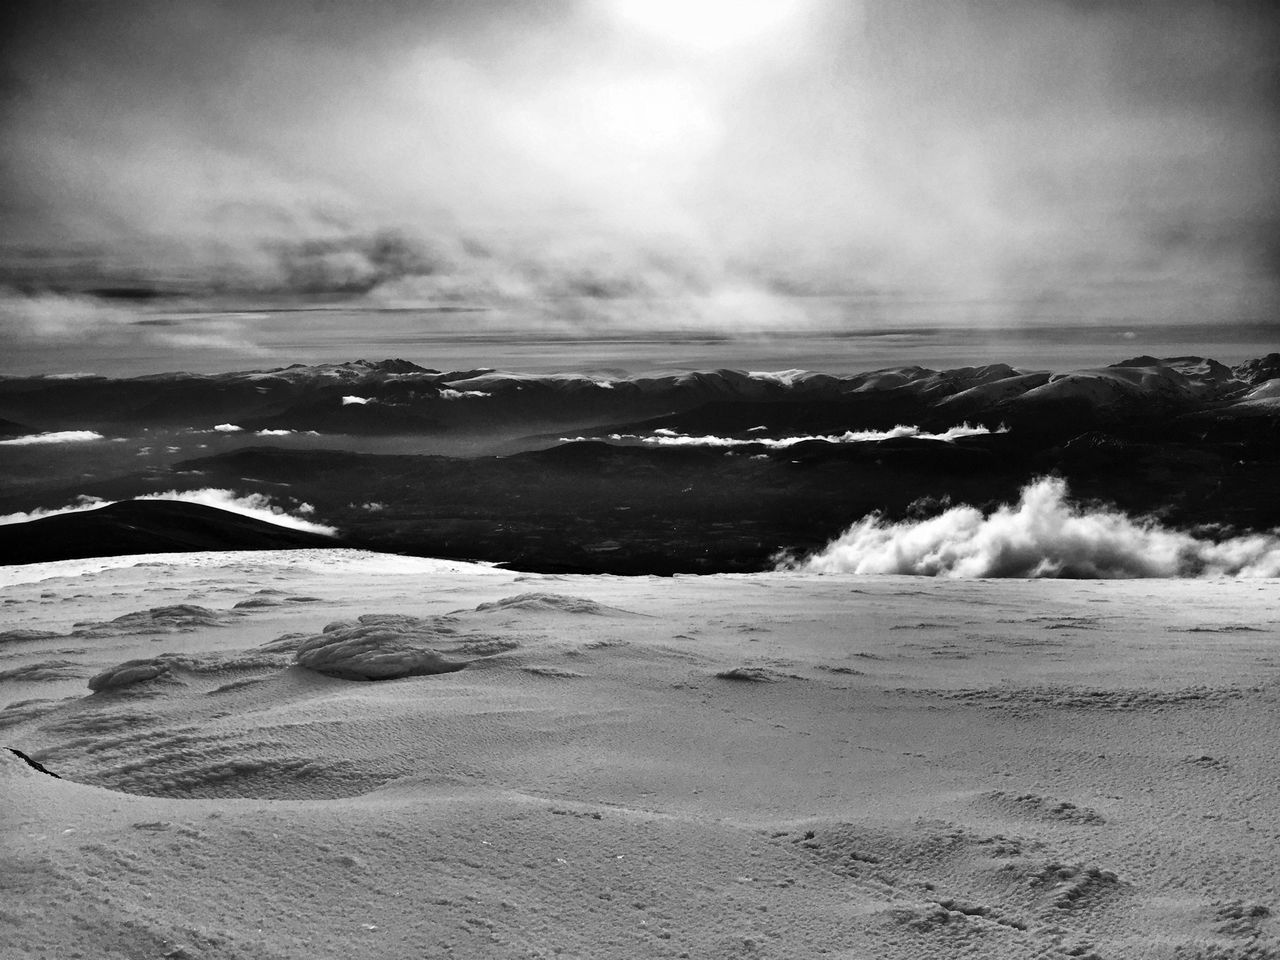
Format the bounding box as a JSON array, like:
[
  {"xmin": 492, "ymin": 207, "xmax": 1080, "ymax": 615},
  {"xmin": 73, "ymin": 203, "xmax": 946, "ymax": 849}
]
[
  {"xmin": 2, "ymin": 354, "xmax": 1275, "ymax": 443},
  {"xmin": 0, "ymin": 500, "xmax": 341, "ymax": 565}
]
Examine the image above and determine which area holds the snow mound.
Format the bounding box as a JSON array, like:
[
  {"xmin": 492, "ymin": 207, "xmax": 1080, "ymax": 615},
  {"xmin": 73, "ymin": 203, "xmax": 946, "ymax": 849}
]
[
  {"xmin": 88, "ymin": 657, "xmax": 175, "ymax": 692},
  {"xmin": 74, "ymin": 605, "xmax": 234, "ymax": 637},
  {"xmin": 292, "ymin": 614, "xmax": 495, "ymax": 680},
  {"xmin": 86, "ymin": 649, "xmax": 291, "ymax": 692},
  {"xmin": 715, "ymin": 666, "xmax": 784, "ymax": 683},
  {"xmin": 0, "ymin": 660, "xmax": 86, "ymax": 683},
  {"xmin": 0, "ymin": 629, "xmax": 62, "ymax": 646},
  {"xmin": 473, "ymin": 593, "xmax": 615, "ymax": 615}
]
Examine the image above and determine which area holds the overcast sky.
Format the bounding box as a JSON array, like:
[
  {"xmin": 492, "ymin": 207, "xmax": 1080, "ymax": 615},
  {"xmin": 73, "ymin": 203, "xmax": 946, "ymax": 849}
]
[{"xmin": 1, "ymin": 0, "xmax": 1276, "ymax": 329}]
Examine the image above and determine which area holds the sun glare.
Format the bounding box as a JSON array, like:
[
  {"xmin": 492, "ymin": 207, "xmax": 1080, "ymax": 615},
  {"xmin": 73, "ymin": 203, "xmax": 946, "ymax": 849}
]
[{"xmin": 606, "ymin": 0, "xmax": 810, "ymax": 53}]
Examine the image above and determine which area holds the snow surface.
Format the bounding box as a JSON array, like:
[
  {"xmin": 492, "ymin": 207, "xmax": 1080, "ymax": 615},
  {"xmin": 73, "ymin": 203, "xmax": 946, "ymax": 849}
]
[{"xmin": 3, "ymin": 550, "xmax": 1279, "ymax": 958}]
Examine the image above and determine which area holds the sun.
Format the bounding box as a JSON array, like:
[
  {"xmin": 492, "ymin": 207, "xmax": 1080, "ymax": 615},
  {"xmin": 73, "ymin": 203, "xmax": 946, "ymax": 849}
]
[{"xmin": 605, "ymin": 0, "xmax": 811, "ymax": 54}]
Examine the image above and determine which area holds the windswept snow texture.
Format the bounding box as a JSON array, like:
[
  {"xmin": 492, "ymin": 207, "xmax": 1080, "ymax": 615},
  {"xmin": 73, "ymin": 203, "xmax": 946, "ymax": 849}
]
[
  {"xmin": 581, "ymin": 424, "xmax": 1002, "ymax": 448},
  {"xmin": 0, "ymin": 489, "xmax": 335, "ymax": 535},
  {"xmin": 472, "ymin": 592, "xmax": 622, "ymax": 615},
  {"xmin": 5, "ymin": 551, "xmax": 1280, "ymax": 958},
  {"xmin": 788, "ymin": 477, "xmax": 1280, "ymax": 578},
  {"xmin": 290, "ymin": 613, "xmax": 513, "ymax": 679},
  {"xmin": 0, "ymin": 430, "xmax": 105, "ymax": 445},
  {"xmin": 87, "ymin": 657, "xmax": 175, "ymax": 692}
]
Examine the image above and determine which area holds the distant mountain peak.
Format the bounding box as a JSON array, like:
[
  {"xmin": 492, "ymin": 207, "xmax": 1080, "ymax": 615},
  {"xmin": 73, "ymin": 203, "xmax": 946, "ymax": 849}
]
[
  {"xmin": 349, "ymin": 358, "xmax": 433, "ymax": 374},
  {"xmin": 1109, "ymin": 355, "xmax": 1165, "ymax": 368},
  {"xmin": 1234, "ymin": 353, "xmax": 1280, "ymax": 385}
]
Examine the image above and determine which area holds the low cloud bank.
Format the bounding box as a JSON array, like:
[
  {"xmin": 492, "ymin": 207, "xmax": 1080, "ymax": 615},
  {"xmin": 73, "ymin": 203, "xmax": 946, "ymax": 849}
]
[
  {"xmin": 0, "ymin": 290, "xmax": 252, "ymax": 354},
  {"xmin": 137, "ymin": 489, "xmax": 335, "ymax": 535},
  {"xmin": 195, "ymin": 425, "xmax": 318, "ymax": 437},
  {"xmin": 0, "ymin": 495, "xmax": 107, "ymax": 525},
  {"xmin": 0, "ymin": 488, "xmax": 336, "ymax": 536},
  {"xmin": 783, "ymin": 477, "xmax": 1280, "ymax": 578},
  {"xmin": 0, "ymin": 430, "xmax": 106, "ymax": 446},
  {"xmin": 576, "ymin": 424, "xmax": 1000, "ymax": 449},
  {"xmin": 0, "ymin": 290, "xmax": 136, "ymax": 342}
]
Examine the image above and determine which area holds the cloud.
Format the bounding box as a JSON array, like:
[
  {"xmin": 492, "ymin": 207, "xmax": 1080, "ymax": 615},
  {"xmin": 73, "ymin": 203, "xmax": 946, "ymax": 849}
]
[
  {"xmin": 571, "ymin": 423, "xmax": 1001, "ymax": 448},
  {"xmin": 0, "ymin": 430, "xmax": 106, "ymax": 446},
  {"xmin": 0, "ymin": 495, "xmax": 107, "ymax": 525},
  {"xmin": 212, "ymin": 423, "xmax": 243, "ymax": 432},
  {"xmin": 783, "ymin": 477, "xmax": 1280, "ymax": 578},
  {"xmin": 136, "ymin": 490, "xmax": 336, "ymax": 534},
  {"xmin": 341, "ymin": 395, "xmax": 371, "ymax": 405},
  {"xmin": 0, "ymin": 489, "xmax": 336, "ymax": 535},
  {"xmin": 2, "ymin": 0, "xmax": 1274, "ymax": 335},
  {"xmin": 438, "ymin": 389, "xmax": 488, "ymax": 400},
  {"xmin": 0, "ymin": 289, "xmax": 256, "ymax": 361},
  {"xmin": 0, "ymin": 291, "xmax": 136, "ymax": 343}
]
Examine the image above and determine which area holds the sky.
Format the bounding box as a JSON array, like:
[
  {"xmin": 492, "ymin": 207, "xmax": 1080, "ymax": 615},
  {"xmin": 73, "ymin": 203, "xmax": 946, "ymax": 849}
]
[{"xmin": 0, "ymin": 0, "xmax": 1277, "ymax": 352}]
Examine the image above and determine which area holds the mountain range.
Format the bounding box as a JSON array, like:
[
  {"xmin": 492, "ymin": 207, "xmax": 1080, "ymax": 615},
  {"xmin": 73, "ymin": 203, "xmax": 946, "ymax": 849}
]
[{"xmin": 1, "ymin": 353, "xmax": 1277, "ymax": 572}]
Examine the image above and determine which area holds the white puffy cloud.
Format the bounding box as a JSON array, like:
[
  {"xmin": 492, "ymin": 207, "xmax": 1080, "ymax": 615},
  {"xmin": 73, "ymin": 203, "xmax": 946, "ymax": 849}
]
[
  {"xmin": 785, "ymin": 477, "xmax": 1280, "ymax": 578},
  {"xmin": 143, "ymin": 489, "xmax": 335, "ymax": 535}
]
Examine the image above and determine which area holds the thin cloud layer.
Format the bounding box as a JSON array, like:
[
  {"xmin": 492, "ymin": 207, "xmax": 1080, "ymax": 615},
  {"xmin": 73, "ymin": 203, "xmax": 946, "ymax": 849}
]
[
  {"xmin": 0, "ymin": 291, "xmax": 136, "ymax": 343},
  {"xmin": 574, "ymin": 423, "xmax": 1000, "ymax": 448},
  {"xmin": 0, "ymin": 430, "xmax": 106, "ymax": 446},
  {"xmin": 785, "ymin": 477, "xmax": 1280, "ymax": 578},
  {"xmin": 0, "ymin": 290, "xmax": 253, "ymax": 353}
]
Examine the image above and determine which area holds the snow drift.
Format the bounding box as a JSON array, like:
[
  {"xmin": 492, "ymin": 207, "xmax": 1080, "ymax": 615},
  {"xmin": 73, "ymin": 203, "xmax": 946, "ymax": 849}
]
[{"xmin": 785, "ymin": 477, "xmax": 1280, "ymax": 578}]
